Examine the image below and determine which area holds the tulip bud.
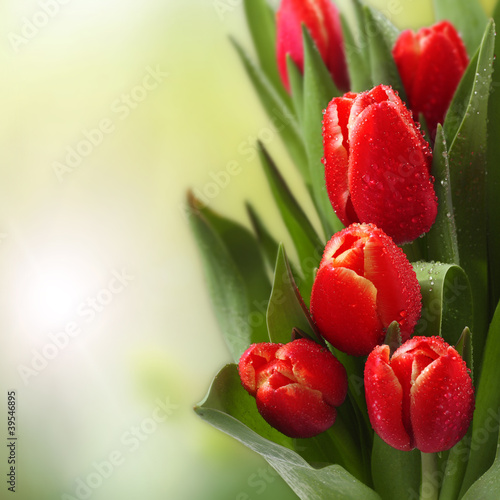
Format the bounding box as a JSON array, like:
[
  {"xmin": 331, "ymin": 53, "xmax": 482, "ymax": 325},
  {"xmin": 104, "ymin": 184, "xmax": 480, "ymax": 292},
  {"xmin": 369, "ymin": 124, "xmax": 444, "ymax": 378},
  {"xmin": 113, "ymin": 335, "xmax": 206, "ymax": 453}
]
[
  {"xmin": 322, "ymin": 84, "xmax": 437, "ymax": 244},
  {"xmin": 276, "ymin": 0, "xmax": 349, "ymax": 92},
  {"xmin": 238, "ymin": 338, "xmax": 347, "ymax": 438},
  {"xmin": 392, "ymin": 21, "xmax": 469, "ymax": 139},
  {"xmin": 364, "ymin": 336, "xmax": 475, "ymax": 453},
  {"xmin": 310, "ymin": 223, "xmax": 421, "ymax": 356}
]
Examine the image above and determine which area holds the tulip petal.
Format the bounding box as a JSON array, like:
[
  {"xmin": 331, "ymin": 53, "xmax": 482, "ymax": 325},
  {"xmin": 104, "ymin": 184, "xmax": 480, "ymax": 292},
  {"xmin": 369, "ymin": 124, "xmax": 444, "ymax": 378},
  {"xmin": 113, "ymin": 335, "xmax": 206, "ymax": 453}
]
[
  {"xmin": 238, "ymin": 343, "xmax": 282, "ymax": 395},
  {"xmin": 411, "ymin": 346, "xmax": 475, "ymax": 453},
  {"xmin": 363, "ymin": 231, "xmax": 422, "ymax": 340},
  {"xmin": 277, "ymin": 339, "xmax": 348, "ymax": 406},
  {"xmin": 394, "ymin": 335, "xmax": 449, "ymax": 358},
  {"xmin": 348, "ymin": 100, "xmax": 437, "ymax": 243},
  {"xmin": 323, "ymin": 95, "xmax": 357, "ymax": 225},
  {"xmin": 392, "ymin": 30, "xmax": 421, "ymax": 93},
  {"xmin": 393, "ymin": 21, "xmax": 469, "ymax": 137},
  {"xmin": 389, "ymin": 352, "xmax": 416, "ymax": 442},
  {"xmin": 276, "ymin": 0, "xmax": 349, "ymax": 92},
  {"xmin": 410, "ymin": 31, "xmax": 468, "ymax": 135},
  {"xmin": 365, "ymin": 345, "xmax": 412, "ymax": 451},
  {"xmin": 310, "ymin": 265, "xmax": 384, "ymax": 355},
  {"xmin": 257, "ymin": 382, "xmax": 336, "ymax": 438}
]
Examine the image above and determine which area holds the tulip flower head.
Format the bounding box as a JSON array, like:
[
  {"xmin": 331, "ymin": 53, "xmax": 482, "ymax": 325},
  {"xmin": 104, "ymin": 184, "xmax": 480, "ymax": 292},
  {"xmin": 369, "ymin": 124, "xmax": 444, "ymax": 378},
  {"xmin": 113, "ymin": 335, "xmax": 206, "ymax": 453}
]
[
  {"xmin": 322, "ymin": 84, "xmax": 437, "ymax": 244},
  {"xmin": 238, "ymin": 339, "xmax": 347, "ymax": 438},
  {"xmin": 364, "ymin": 336, "xmax": 475, "ymax": 453},
  {"xmin": 310, "ymin": 223, "xmax": 421, "ymax": 356},
  {"xmin": 276, "ymin": 0, "xmax": 349, "ymax": 92},
  {"xmin": 393, "ymin": 21, "xmax": 469, "ymax": 139}
]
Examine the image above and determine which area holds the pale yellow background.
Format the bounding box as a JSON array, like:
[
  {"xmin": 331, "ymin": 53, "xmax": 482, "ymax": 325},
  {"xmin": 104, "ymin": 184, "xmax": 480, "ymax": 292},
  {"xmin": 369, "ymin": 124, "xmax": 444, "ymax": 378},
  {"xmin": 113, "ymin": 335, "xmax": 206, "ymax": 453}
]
[{"xmin": 1, "ymin": 1, "xmax": 495, "ymax": 499}]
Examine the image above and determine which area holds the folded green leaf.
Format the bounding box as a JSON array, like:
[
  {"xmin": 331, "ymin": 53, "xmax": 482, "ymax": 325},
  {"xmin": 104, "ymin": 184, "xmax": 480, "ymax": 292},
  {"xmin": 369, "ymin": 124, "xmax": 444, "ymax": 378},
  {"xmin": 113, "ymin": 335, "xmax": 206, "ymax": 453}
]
[
  {"xmin": 230, "ymin": 38, "xmax": 309, "ymax": 183},
  {"xmin": 413, "ymin": 261, "xmax": 472, "ymax": 349},
  {"xmin": 432, "ymin": 0, "xmax": 488, "ymax": 56},
  {"xmin": 302, "ymin": 27, "xmax": 344, "ymax": 240},
  {"xmin": 267, "ymin": 244, "xmax": 320, "ymax": 345},
  {"xmin": 459, "ymin": 299, "xmax": 500, "ymax": 496},
  {"xmin": 195, "ymin": 364, "xmax": 381, "ymax": 500},
  {"xmin": 187, "ymin": 193, "xmax": 270, "ymax": 361},
  {"xmin": 426, "ymin": 125, "xmax": 460, "ymax": 265},
  {"xmin": 258, "ymin": 143, "xmax": 323, "ymax": 300},
  {"xmin": 441, "ymin": 20, "xmax": 495, "ymax": 370}
]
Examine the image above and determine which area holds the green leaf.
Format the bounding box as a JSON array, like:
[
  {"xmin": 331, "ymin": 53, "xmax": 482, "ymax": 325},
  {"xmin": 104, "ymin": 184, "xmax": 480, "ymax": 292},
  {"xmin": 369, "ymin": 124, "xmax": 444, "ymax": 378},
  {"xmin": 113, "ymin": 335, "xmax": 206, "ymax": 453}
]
[
  {"xmin": 487, "ymin": 2, "xmax": 500, "ymax": 312},
  {"xmin": 286, "ymin": 55, "xmax": 304, "ymax": 125},
  {"xmin": 383, "ymin": 321, "xmax": 402, "ymax": 356},
  {"xmin": 459, "ymin": 299, "xmax": 500, "ymax": 496},
  {"xmin": 197, "ymin": 198, "xmax": 271, "ymax": 305},
  {"xmin": 371, "ymin": 435, "xmax": 421, "ymax": 500},
  {"xmin": 436, "ymin": 325, "xmax": 474, "ymax": 499},
  {"xmin": 350, "ymin": 0, "xmax": 371, "ymax": 70},
  {"xmin": 196, "ymin": 364, "xmax": 293, "ymax": 448},
  {"xmin": 242, "ymin": 0, "xmax": 284, "ymax": 101},
  {"xmin": 439, "ymin": 431, "xmax": 472, "ymax": 500},
  {"xmin": 195, "ymin": 364, "xmax": 381, "ymax": 500},
  {"xmin": 258, "ymin": 143, "xmax": 323, "ymax": 300},
  {"xmin": 455, "ymin": 326, "xmax": 473, "ymax": 375},
  {"xmin": 461, "ymin": 444, "xmax": 500, "ymax": 500},
  {"xmin": 187, "ymin": 193, "xmax": 270, "ymax": 361},
  {"xmin": 413, "ymin": 261, "xmax": 472, "ymax": 348},
  {"xmin": 266, "ymin": 245, "xmax": 320, "ymax": 345},
  {"xmin": 245, "ymin": 202, "xmax": 280, "ymax": 273},
  {"xmin": 230, "ymin": 38, "xmax": 309, "ymax": 183},
  {"xmin": 426, "ymin": 125, "xmax": 460, "ymax": 265},
  {"xmin": 443, "ymin": 50, "xmax": 479, "ymax": 145},
  {"xmin": 302, "ymin": 26, "xmax": 344, "ymax": 240},
  {"xmin": 340, "ymin": 13, "xmax": 372, "ymax": 93},
  {"xmin": 433, "ymin": 0, "xmax": 488, "ymax": 56},
  {"xmin": 363, "ymin": 6, "xmax": 405, "ymax": 100},
  {"xmin": 441, "ymin": 20, "xmax": 495, "ymax": 370},
  {"xmin": 365, "ymin": 5, "xmax": 399, "ymax": 48}
]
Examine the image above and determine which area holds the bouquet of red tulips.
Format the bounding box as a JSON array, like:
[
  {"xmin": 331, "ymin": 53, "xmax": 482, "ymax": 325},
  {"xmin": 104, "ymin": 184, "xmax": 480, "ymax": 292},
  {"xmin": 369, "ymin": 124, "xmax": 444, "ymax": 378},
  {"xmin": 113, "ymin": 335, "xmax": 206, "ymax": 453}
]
[{"xmin": 188, "ymin": 0, "xmax": 500, "ymax": 498}]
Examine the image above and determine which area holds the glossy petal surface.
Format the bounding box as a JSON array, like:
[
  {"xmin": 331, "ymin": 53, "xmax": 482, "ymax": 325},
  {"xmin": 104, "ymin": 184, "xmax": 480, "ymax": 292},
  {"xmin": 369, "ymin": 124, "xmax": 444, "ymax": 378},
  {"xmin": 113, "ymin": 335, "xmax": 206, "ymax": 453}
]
[
  {"xmin": 393, "ymin": 21, "xmax": 469, "ymax": 138},
  {"xmin": 311, "ymin": 265, "xmax": 383, "ymax": 356},
  {"xmin": 365, "ymin": 337, "xmax": 475, "ymax": 452},
  {"xmin": 323, "ymin": 85, "xmax": 437, "ymax": 244},
  {"xmin": 311, "ymin": 224, "xmax": 421, "ymax": 356},
  {"xmin": 364, "ymin": 345, "xmax": 412, "ymax": 450},
  {"xmin": 238, "ymin": 339, "xmax": 347, "ymax": 438},
  {"xmin": 276, "ymin": 0, "xmax": 349, "ymax": 91}
]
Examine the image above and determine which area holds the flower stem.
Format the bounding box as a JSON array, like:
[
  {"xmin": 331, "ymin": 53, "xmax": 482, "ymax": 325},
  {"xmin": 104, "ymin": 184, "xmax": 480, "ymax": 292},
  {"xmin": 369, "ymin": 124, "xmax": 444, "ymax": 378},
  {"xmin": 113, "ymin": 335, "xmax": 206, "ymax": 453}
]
[{"xmin": 420, "ymin": 452, "xmax": 439, "ymax": 500}]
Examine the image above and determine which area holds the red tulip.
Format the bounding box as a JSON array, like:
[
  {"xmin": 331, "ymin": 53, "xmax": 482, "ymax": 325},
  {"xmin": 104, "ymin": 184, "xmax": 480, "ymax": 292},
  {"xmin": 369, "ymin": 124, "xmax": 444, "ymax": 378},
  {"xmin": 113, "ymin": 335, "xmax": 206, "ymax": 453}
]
[
  {"xmin": 276, "ymin": 0, "xmax": 349, "ymax": 92},
  {"xmin": 364, "ymin": 336, "xmax": 475, "ymax": 452},
  {"xmin": 392, "ymin": 21, "xmax": 469, "ymax": 138},
  {"xmin": 322, "ymin": 84, "xmax": 437, "ymax": 244},
  {"xmin": 310, "ymin": 223, "xmax": 421, "ymax": 356},
  {"xmin": 238, "ymin": 339, "xmax": 347, "ymax": 438}
]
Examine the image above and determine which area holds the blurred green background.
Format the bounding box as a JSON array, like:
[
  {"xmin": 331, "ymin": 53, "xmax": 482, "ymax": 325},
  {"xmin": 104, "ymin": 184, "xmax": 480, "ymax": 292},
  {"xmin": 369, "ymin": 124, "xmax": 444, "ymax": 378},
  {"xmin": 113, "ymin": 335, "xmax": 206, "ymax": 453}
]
[{"xmin": 1, "ymin": 1, "xmax": 495, "ymax": 499}]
